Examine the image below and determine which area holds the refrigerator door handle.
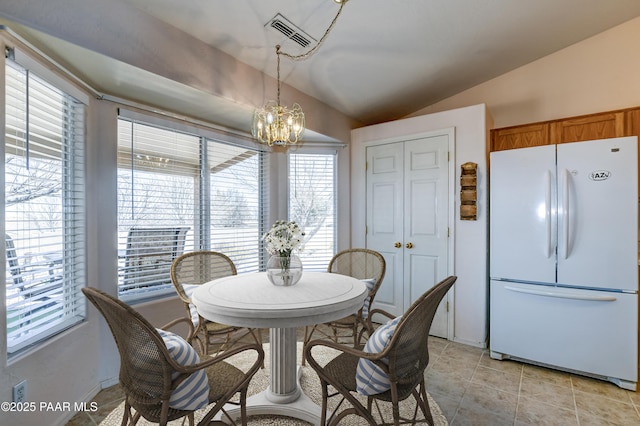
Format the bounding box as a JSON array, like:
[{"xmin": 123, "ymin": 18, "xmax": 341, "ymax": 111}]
[
  {"xmin": 560, "ymin": 168, "xmax": 570, "ymax": 259},
  {"xmin": 505, "ymin": 285, "xmax": 617, "ymax": 301},
  {"xmin": 545, "ymin": 170, "xmax": 552, "ymax": 258}
]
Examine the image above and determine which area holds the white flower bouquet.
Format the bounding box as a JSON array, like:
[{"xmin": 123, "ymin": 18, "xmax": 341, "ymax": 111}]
[{"xmin": 262, "ymin": 220, "xmax": 305, "ymax": 256}]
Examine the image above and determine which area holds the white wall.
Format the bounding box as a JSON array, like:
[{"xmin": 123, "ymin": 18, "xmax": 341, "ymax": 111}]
[
  {"xmin": 351, "ymin": 104, "xmax": 492, "ymax": 348},
  {"xmin": 410, "ymin": 16, "xmax": 640, "ymax": 129}
]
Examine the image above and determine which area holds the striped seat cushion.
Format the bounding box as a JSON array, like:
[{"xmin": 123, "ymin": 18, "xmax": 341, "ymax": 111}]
[
  {"xmin": 360, "ymin": 278, "xmax": 376, "ymax": 319},
  {"xmin": 158, "ymin": 329, "xmax": 210, "ymax": 410},
  {"xmin": 355, "ymin": 315, "xmax": 402, "ymax": 395},
  {"xmin": 182, "ymin": 284, "xmax": 201, "ymax": 327}
]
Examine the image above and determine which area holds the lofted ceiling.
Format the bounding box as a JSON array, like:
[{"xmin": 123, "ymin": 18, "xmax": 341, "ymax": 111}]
[
  {"xmin": 2, "ymin": 0, "xmax": 640, "ymax": 140},
  {"xmin": 123, "ymin": 0, "xmax": 640, "ymax": 123}
]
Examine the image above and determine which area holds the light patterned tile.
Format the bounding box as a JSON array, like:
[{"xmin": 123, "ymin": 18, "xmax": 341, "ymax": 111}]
[
  {"xmin": 428, "ymin": 393, "xmax": 461, "ymax": 421},
  {"xmin": 627, "ymin": 388, "xmax": 640, "ymax": 406},
  {"xmin": 522, "ymin": 363, "xmax": 572, "ymax": 388},
  {"xmin": 520, "ymin": 375, "xmax": 574, "ymax": 409},
  {"xmin": 426, "ymin": 369, "xmax": 471, "ymax": 401},
  {"xmin": 478, "ymin": 352, "xmax": 524, "ymax": 375},
  {"xmin": 428, "ymin": 337, "xmax": 449, "ymax": 356},
  {"xmin": 471, "ymin": 365, "xmax": 520, "ymax": 395},
  {"xmin": 515, "ymin": 398, "xmax": 578, "ymax": 426},
  {"xmin": 574, "ymin": 389, "xmax": 640, "ymax": 424},
  {"xmin": 458, "ymin": 382, "xmax": 517, "ymax": 419},
  {"xmin": 442, "ymin": 342, "xmax": 484, "ymax": 363},
  {"xmin": 452, "ymin": 405, "xmax": 515, "ymax": 426},
  {"xmin": 570, "ymin": 374, "xmax": 632, "ymax": 403},
  {"xmin": 429, "ymin": 353, "xmax": 477, "ymax": 380},
  {"xmin": 578, "ymin": 411, "xmax": 637, "ymax": 426},
  {"xmin": 69, "ymin": 336, "xmax": 640, "ymax": 426}
]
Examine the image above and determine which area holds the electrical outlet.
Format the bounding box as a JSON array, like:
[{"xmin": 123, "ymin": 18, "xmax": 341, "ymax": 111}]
[{"xmin": 13, "ymin": 380, "xmax": 26, "ymax": 403}]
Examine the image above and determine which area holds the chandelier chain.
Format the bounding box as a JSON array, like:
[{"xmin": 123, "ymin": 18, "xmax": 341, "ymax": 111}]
[
  {"xmin": 277, "ymin": 1, "xmax": 347, "ymax": 62},
  {"xmin": 252, "ymin": 0, "xmax": 348, "ymax": 146},
  {"xmin": 276, "ymin": 45, "xmax": 282, "ymax": 106},
  {"xmin": 275, "ymin": 0, "xmax": 346, "ymax": 102}
]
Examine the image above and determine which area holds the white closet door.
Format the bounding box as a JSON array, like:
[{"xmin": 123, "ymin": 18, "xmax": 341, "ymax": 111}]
[
  {"xmin": 366, "ymin": 134, "xmax": 450, "ymax": 337},
  {"xmin": 403, "ymin": 135, "xmax": 450, "ymax": 337},
  {"xmin": 366, "ymin": 142, "xmax": 405, "ymax": 317}
]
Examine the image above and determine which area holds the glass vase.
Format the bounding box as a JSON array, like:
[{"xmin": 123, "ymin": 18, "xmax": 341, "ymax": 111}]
[{"xmin": 266, "ymin": 253, "xmax": 303, "ymax": 286}]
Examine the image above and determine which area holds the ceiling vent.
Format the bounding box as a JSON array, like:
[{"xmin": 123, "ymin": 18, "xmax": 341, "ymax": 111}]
[{"xmin": 266, "ymin": 14, "xmax": 316, "ymax": 48}]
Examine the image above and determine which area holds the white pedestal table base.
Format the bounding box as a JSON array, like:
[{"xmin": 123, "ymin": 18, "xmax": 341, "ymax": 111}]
[{"xmin": 219, "ymin": 327, "xmax": 321, "ymax": 425}]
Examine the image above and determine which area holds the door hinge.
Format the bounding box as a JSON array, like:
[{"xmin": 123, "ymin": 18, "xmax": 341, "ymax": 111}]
[
  {"xmin": 365, "ymin": 225, "xmax": 368, "ymax": 235},
  {"xmin": 447, "ymin": 151, "xmax": 450, "ymax": 162},
  {"xmin": 365, "ymin": 161, "xmax": 368, "ymax": 171},
  {"xmin": 447, "ymin": 227, "xmax": 450, "ymax": 238},
  {"xmin": 446, "ymin": 301, "xmax": 449, "ymax": 312}
]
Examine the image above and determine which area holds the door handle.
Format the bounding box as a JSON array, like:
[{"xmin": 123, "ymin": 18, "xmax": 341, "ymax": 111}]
[
  {"xmin": 406, "ymin": 242, "xmax": 413, "ymax": 249},
  {"xmin": 394, "ymin": 242, "xmax": 402, "ymax": 248}
]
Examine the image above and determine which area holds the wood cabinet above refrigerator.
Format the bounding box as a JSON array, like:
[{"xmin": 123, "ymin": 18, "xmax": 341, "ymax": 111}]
[{"xmin": 490, "ymin": 106, "xmax": 640, "ymax": 191}]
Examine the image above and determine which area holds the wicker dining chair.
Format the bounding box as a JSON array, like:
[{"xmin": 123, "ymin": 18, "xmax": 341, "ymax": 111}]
[
  {"xmin": 82, "ymin": 286, "xmax": 264, "ymax": 426},
  {"xmin": 302, "ymin": 248, "xmax": 385, "ymax": 366},
  {"xmin": 304, "ymin": 275, "xmax": 457, "ymax": 426},
  {"xmin": 171, "ymin": 251, "xmax": 263, "ymax": 363}
]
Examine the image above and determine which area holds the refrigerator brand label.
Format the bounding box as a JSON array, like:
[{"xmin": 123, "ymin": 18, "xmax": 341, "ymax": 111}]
[{"xmin": 589, "ymin": 170, "xmax": 611, "ymax": 181}]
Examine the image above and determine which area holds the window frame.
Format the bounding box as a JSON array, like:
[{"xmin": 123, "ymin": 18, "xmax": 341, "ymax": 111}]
[
  {"xmin": 288, "ymin": 148, "xmax": 338, "ymax": 271},
  {"xmin": 116, "ymin": 110, "xmax": 269, "ymax": 303},
  {"xmin": 3, "ymin": 47, "xmax": 88, "ymax": 355}
]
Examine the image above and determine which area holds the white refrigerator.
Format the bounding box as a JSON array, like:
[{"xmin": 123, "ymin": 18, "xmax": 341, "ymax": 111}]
[{"xmin": 489, "ymin": 136, "xmax": 638, "ymax": 390}]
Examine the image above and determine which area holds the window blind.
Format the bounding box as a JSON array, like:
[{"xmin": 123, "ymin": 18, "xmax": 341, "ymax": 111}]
[
  {"xmin": 5, "ymin": 59, "xmax": 86, "ymax": 354},
  {"xmin": 207, "ymin": 139, "xmax": 264, "ymax": 274},
  {"xmin": 289, "ymin": 153, "xmax": 336, "ymax": 271},
  {"xmin": 117, "ymin": 119, "xmax": 265, "ymax": 301}
]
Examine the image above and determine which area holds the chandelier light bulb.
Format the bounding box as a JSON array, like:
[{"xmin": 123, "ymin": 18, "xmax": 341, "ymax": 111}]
[{"xmin": 252, "ymin": 102, "xmax": 305, "ymax": 146}]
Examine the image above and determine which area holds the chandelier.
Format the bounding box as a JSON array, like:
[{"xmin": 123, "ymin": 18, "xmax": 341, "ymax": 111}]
[
  {"xmin": 252, "ymin": 46, "xmax": 305, "ymax": 146},
  {"xmin": 252, "ymin": 0, "xmax": 349, "ymax": 147}
]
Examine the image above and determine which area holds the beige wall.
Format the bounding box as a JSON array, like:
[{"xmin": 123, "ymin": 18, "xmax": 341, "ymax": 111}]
[
  {"xmin": 351, "ymin": 104, "xmax": 492, "ymax": 348},
  {"xmin": 410, "ymin": 16, "xmax": 640, "ymax": 130}
]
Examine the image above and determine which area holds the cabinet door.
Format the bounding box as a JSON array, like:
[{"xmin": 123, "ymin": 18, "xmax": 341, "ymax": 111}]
[
  {"xmin": 551, "ymin": 112, "xmax": 624, "ymax": 144},
  {"xmin": 490, "ymin": 123, "xmax": 550, "ymax": 151}
]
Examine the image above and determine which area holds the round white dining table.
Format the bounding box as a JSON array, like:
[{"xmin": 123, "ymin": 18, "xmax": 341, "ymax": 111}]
[{"xmin": 192, "ymin": 271, "xmax": 368, "ymax": 425}]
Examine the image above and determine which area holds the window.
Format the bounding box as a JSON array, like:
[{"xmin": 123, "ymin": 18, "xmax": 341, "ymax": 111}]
[
  {"xmin": 207, "ymin": 140, "xmax": 263, "ymax": 273},
  {"xmin": 117, "ymin": 118, "xmax": 265, "ymax": 301},
  {"xmin": 4, "ymin": 56, "xmax": 86, "ymax": 354},
  {"xmin": 289, "ymin": 152, "xmax": 336, "ymax": 270}
]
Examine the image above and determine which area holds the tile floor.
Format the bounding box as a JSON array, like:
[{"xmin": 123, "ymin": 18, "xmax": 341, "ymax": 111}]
[
  {"xmin": 67, "ymin": 331, "xmax": 640, "ymax": 425},
  {"xmin": 426, "ymin": 338, "xmax": 640, "ymax": 425}
]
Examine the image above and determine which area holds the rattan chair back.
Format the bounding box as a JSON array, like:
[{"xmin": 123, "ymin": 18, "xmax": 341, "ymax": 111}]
[
  {"xmin": 385, "ymin": 275, "xmax": 457, "ymax": 399},
  {"xmin": 83, "ymin": 286, "xmax": 264, "ymax": 425},
  {"xmin": 328, "ymin": 248, "xmax": 385, "ymax": 285},
  {"xmin": 302, "ymin": 248, "xmax": 386, "ymax": 365},
  {"xmin": 171, "ymin": 250, "xmax": 237, "ymax": 304},
  {"xmin": 304, "ymin": 275, "xmax": 457, "ymax": 425},
  {"xmin": 170, "ymin": 251, "xmax": 263, "ymax": 363},
  {"xmin": 82, "ymin": 287, "xmax": 188, "ymax": 422}
]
